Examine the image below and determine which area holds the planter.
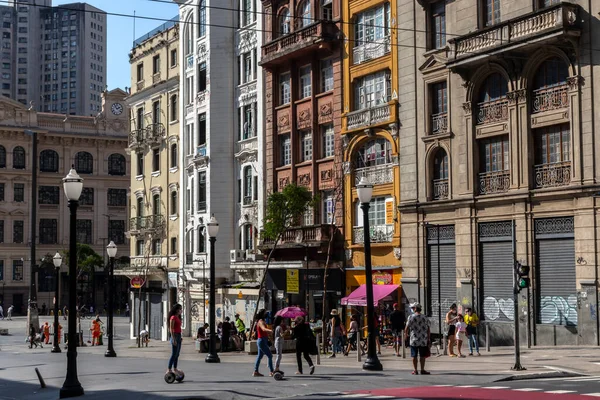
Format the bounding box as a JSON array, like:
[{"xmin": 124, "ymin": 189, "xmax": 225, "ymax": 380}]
[{"xmin": 244, "ymin": 339, "xmax": 296, "ymax": 355}]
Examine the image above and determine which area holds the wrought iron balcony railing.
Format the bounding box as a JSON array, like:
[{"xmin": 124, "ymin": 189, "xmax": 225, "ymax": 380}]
[
  {"xmin": 352, "ymin": 37, "xmax": 391, "ymax": 65},
  {"xmin": 532, "ymin": 84, "xmax": 569, "ymax": 113},
  {"xmin": 128, "ymin": 128, "xmax": 145, "ymax": 148},
  {"xmin": 476, "ymin": 98, "xmax": 509, "ymax": 125},
  {"xmin": 433, "ymin": 178, "xmax": 449, "ymax": 200},
  {"xmin": 354, "ymin": 164, "xmax": 394, "ymax": 186},
  {"xmin": 129, "ymin": 215, "xmax": 166, "ymax": 233},
  {"xmin": 478, "ymin": 170, "xmax": 510, "ymax": 195},
  {"xmin": 431, "ymin": 112, "xmax": 448, "ymax": 134},
  {"xmin": 346, "ymin": 103, "xmax": 392, "ymax": 131},
  {"xmin": 146, "ymin": 123, "xmax": 165, "ymax": 142},
  {"xmin": 260, "ymin": 224, "xmax": 333, "ymax": 247},
  {"xmin": 534, "ymin": 161, "xmax": 571, "ymax": 189},
  {"xmin": 353, "ymin": 224, "xmax": 394, "ymax": 244}
]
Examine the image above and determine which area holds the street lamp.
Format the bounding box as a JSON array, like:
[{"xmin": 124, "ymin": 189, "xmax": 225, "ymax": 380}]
[
  {"xmin": 105, "ymin": 241, "xmax": 117, "ymax": 358},
  {"xmin": 60, "ymin": 167, "xmax": 84, "ymax": 399},
  {"xmin": 51, "ymin": 252, "xmax": 62, "ymax": 353},
  {"xmin": 356, "ymin": 177, "xmax": 382, "ymax": 371},
  {"xmin": 205, "ymin": 215, "xmax": 220, "ymax": 363}
]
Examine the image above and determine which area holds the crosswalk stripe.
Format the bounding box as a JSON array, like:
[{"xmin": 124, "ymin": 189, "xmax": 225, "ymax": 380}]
[
  {"xmin": 341, "ymin": 395, "xmax": 365, "ymax": 398},
  {"xmin": 545, "ymin": 390, "xmax": 576, "ymax": 394},
  {"xmin": 368, "ymin": 396, "xmax": 395, "ymax": 399},
  {"xmin": 431, "ymin": 385, "xmax": 453, "ymax": 387},
  {"xmin": 562, "ymin": 377, "xmax": 600, "ymax": 382},
  {"xmin": 582, "ymin": 393, "xmax": 600, "ymax": 397},
  {"xmin": 456, "ymin": 385, "xmax": 479, "ymax": 388},
  {"xmin": 483, "ymin": 386, "xmax": 510, "ymax": 390},
  {"xmin": 513, "ymin": 388, "xmax": 543, "ymax": 392}
]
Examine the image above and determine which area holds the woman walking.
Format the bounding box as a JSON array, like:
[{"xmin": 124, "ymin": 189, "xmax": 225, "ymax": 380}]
[
  {"xmin": 292, "ymin": 316, "xmax": 315, "ymax": 375},
  {"xmin": 329, "ymin": 309, "xmax": 344, "ymax": 358},
  {"xmin": 253, "ymin": 309, "xmax": 274, "ymax": 377},
  {"xmin": 273, "ymin": 316, "xmax": 285, "ymax": 373},
  {"xmin": 445, "ymin": 303, "xmax": 458, "ymax": 357},
  {"xmin": 344, "ymin": 314, "xmax": 362, "ymax": 356},
  {"xmin": 167, "ymin": 304, "xmax": 183, "ymax": 376}
]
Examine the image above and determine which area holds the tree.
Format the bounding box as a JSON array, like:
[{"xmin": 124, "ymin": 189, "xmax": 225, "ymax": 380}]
[{"xmin": 250, "ymin": 183, "xmax": 317, "ymax": 332}]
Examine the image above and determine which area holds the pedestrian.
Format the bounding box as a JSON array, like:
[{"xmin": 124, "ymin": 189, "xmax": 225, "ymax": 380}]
[
  {"xmin": 29, "ymin": 323, "xmax": 36, "ymax": 349},
  {"xmin": 292, "ymin": 316, "xmax": 315, "ymax": 375},
  {"xmin": 445, "ymin": 303, "xmax": 458, "ymax": 357},
  {"xmin": 0, "ymin": 304, "xmax": 4, "ymax": 320},
  {"xmin": 167, "ymin": 303, "xmax": 183, "ymax": 376},
  {"xmin": 343, "ymin": 314, "xmax": 362, "ymax": 356},
  {"xmin": 235, "ymin": 313, "xmax": 246, "ymax": 341},
  {"xmin": 455, "ymin": 314, "xmax": 467, "ymax": 358},
  {"xmin": 366, "ymin": 312, "xmax": 382, "ymax": 355},
  {"xmin": 7, "ymin": 305, "xmax": 13, "ymax": 320},
  {"xmin": 464, "ymin": 308, "xmax": 480, "ymax": 356},
  {"xmin": 90, "ymin": 316, "xmax": 102, "ymax": 346},
  {"xmin": 273, "ymin": 315, "xmax": 285, "ymax": 373},
  {"xmin": 404, "ymin": 302, "xmax": 431, "ymax": 375},
  {"xmin": 221, "ymin": 316, "xmax": 231, "ymax": 352},
  {"xmin": 41, "ymin": 303, "xmax": 47, "ymax": 316},
  {"xmin": 125, "ymin": 303, "xmax": 130, "ymax": 317},
  {"xmin": 329, "ymin": 309, "xmax": 344, "ymax": 358},
  {"xmin": 62, "ymin": 305, "xmax": 67, "ymax": 320},
  {"xmin": 54, "ymin": 322, "xmax": 63, "ymax": 344},
  {"xmin": 43, "ymin": 322, "xmax": 50, "ymax": 344},
  {"xmin": 389, "ymin": 303, "xmax": 405, "ymax": 357},
  {"xmin": 252, "ymin": 309, "xmax": 274, "ymax": 377}
]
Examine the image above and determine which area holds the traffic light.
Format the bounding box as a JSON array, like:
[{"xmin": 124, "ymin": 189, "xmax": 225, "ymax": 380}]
[{"xmin": 515, "ymin": 261, "xmax": 530, "ymax": 291}]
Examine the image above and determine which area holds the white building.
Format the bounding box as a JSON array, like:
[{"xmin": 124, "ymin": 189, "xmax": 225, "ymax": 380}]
[{"xmin": 173, "ymin": 0, "xmax": 264, "ymax": 335}]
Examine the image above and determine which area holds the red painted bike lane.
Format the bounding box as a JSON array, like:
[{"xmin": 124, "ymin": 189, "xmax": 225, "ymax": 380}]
[{"xmin": 352, "ymin": 386, "xmax": 591, "ymax": 399}]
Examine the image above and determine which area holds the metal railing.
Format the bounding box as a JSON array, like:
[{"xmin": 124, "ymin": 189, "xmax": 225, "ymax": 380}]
[
  {"xmin": 352, "ymin": 36, "xmax": 391, "ymax": 65},
  {"xmin": 346, "ymin": 103, "xmax": 391, "ymax": 130},
  {"xmin": 477, "ymin": 98, "xmax": 509, "ymax": 125},
  {"xmin": 129, "ymin": 215, "xmax": 165, "ymax": 232},
  {"xmin": 534, "ymin": 161, "xmax": 571, "ymax": 188},
  {"xmin": 478, "ymin": 170, "xmax": 510, "ymax": 195},
  {"xmin": 532, "ymin": 84, "xmax": 569, "ymax": 113},
  {"xmin": 353, "ymin": 164, "xmax": 394, "ymax": 186},
  {"xmin": 352, "ymin": 224, "xmax": 394, "ymax": 244},
  {"xmin": 433, "ymin": 178, "xmax": 449, "ymax": 200},
  {"xmin": 431, "ymin": 112, "xmax": 448, "ymax": 134}
]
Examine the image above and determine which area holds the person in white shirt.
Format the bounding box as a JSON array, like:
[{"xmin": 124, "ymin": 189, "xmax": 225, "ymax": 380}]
[
  {"xmin": 6, "ymin": 305, "xmax": 13, "ymax": 320},
  {"xmin": 0, "ymin": 304, "xmax": 4, "ymax": 320},
  {"xmin": 454, "ymin": 314, "xmax": 467, "ymax": 358}
]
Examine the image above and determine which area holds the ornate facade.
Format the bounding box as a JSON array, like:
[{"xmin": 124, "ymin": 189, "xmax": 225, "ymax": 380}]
[{"xmin": 399, "ymin": 0, "xmax": 599, "ymax": 345}]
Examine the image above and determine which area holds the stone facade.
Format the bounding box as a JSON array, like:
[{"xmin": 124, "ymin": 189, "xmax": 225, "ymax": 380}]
[
  {"xmin": 0, "ymin": 90, "xmax": 129, "ymax": 315},
  {"xmin": 398, "ymin": 0, "xmax": 600, "ymax": 346}
]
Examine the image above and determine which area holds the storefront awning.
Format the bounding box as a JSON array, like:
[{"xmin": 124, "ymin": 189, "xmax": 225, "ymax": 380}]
[{"xmin": 341, "ymin": 284, "xmax": 399, "ymax": 306}]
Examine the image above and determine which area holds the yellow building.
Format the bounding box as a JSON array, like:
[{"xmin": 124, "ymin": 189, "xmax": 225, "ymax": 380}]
[
  {"xmin": 341, "ymin": 0, "xmax": 401, "ymax": 307},
  {"xmin": 123, "ymin": 20, "xmax": 180, "ymax": 341}
]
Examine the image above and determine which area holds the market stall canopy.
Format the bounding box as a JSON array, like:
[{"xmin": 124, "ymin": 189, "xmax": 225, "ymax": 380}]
[{"xmin": 341, "ymin": 284, "xmax": 400, "ymax": 306}]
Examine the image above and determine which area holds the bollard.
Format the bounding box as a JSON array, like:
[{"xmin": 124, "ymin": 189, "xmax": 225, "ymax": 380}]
[
  {"xmin": 486, "ymin": 323, "xmax": 490, "ymax": 352},
  {"xmin": 443, "ymin": 332, "xmax": 448, "ymax": 356},
  {"xmin": 357, "ymin": 330, "xmax": 361, "ymax": 362},
  {"xmin": 316, "ymin": 333, "xmax": 320, "ymax": 365},
  {"xmin": 35, "ymin": 368, "xmax": 46, "ymax": 389},
  {"xmin": 401, "ymin": 334, "xmax": 406, "ymax": 359}
]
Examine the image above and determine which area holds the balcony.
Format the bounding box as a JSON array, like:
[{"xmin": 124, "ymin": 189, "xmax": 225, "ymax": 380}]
[
  {"xmin": 448, "ymin": 3, "xmax": 580, "ymax": 68},
  {"xmin": 433, "ymin": 178, "xmax": 449, "ymax": 200},
  {"xmin": 346, "ymin": 103, "xmax": 392, "ymax": 131},
  {"xmin": 478, "ymin": 171, "xmax": 510, "ymax": 195},
  {"xmin": 354, "ymin": 164, "xmax": 394, "ymax": 186},
  {"xmin": 136, "ymin": 80, "xmax": 145, "ymax": 91},
  {"xmin": 152, "ymin": 72, "xmax": 161, "ymax": 84},
  {"xmin": 128, "ymin": 128, "xmax": 145, "ymax": 149},
  {"xmin": 259, "ymin": 224, "xmax": 333, "ymax": 249},
  {"xmin": 129, "ymin": 215, "xmax": 165, "ymax": 234},
  {"xmin": 260, "ymin": 21, "xmax": 337, "ymax": 68},
  {"xmin": 431, "ymin": 112, "xmax": 448, "ymax": 134},
  {"xmin": 532, "ymin": 84, "xmax": 569, "ymax": 113},
  {"xmin": 476, "ymin": 98, "xmax": 509, "ymax": 125},
  {"xmin": 352, "ymin": 37, "xmax": 390, "ymax": 65},
  {"xmin": 353, "ymin": 224, "xmax": 394, "ymax": 244},
  {"xmin": 534, "ymin": 161, "xmax": 571, "ymax": 189},
  {"xmin": 193, "ymin": 145, "xmax": 209, "ymax": 167},
  {"xmin": 146, "ymin": 122, "xmax": 165, "ymax": 144}
]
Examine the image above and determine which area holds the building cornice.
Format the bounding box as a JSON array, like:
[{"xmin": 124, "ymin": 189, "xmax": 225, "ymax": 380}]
[{"xmin": 126, "ymin": 77, "xmax": 180, "ymax": 106}]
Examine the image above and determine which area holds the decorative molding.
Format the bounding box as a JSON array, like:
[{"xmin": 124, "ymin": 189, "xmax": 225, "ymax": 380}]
[
  {"xmin": 462, "ymin": 101, "xmax": 472, "ymax": 115},
  {"xmin": 297, "ymin": 109, "xmax": 311, "ymax": 129},
  {"xmin": 320, "ymin": 169, "xmax": 333, "ymax": 182},
  {"xmin": 507, "ymin": 89, "xmax": 526, "ymax": 104},
  {"xmin": 393, "ymin": 247, "xmax": 401, "ymax": 260},
  {"xmin": 277, "ymin": 114, "xmax": 289, "ymax": 131},
  {"xmin": 279, "ymin": 176, "xmax": 290, "ymax": 188},
  {"xmin": 298, "ymin": 173, "xmax": 311, "ymax": 187},
  {"xmin": 197, "ymin": 42, "xmax": 209, "ymax": 63},
  {"xmin": 318, "ymin": 102, "xmax": 333, "ymax": 124},
  {"xmin": 389, "ymin": 123, "xmax": 398, "ymax": 138},
  {"xmin": 567, "ymin": 75, "xmax": 583, "ymax": 90},
  {"xmin": 342, "ymin": 161, "xmax": 351, "ymax": 175}
]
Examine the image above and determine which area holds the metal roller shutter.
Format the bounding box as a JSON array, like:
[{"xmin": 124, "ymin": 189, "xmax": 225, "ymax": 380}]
[
  {"xmin": 150, "ymin": 294, "xmax": 162, "ymax": 340},
  {"xmin": 481, "ymin": 241, "xmax": 514, "ymax": 322},
  {"xmin": 429, "ymin": 244, "xmax": 457, "ymax": 318}
]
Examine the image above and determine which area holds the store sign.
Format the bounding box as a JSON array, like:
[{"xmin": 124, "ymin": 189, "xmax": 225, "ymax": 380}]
[
  {"xmin": 130, "ymin": 276, "xmax": 146, "ymax": 289},
  {"xmin": 286, "ymin": 269, "xmax": 299, "ymax": 294},
  {"xmin": 372, "ymin": 271, "xmax": 393, "ymax": 285}
]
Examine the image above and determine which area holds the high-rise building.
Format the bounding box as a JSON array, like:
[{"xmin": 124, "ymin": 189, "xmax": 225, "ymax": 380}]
[{"xmin": 0, "ymin": 1, "xmax": 106, "ymax": 115}]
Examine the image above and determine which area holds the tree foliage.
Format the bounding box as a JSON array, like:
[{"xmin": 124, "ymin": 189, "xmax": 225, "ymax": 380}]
[
  {"xmin": 61, "ymin": 243, "xmax": 104, "ymax": 277},
  {"xmin": 263, "ymin": 183, "xmax": 317, "ymax": 240}
]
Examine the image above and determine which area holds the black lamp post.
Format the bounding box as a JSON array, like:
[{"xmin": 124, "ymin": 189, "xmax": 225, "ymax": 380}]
[
  {"xmin": 205, "ymin": 215, "xmax": 220, "ymax": 363},
  {"xmin": 60, "ymin": 167, "xmax": 84, "ymax": 399},
  {"xmin": 357, "ymin": 177, "xmax": 383, "ymax": 371},
  {"xmin": 105, "ymin": 241, "xmax": 117, "ymax": 358},
  {"xmin": 51, "ymin": 252, "xmax": 62, "ymax": 353}
]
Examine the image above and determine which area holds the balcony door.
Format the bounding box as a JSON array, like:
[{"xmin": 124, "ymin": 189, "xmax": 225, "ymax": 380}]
[
  {"xmin": 478, "ymin": 136, "xmax": 509, "ymax": 194},
  {"xmin": 534, "ymin": 124, "xmax": 571, "ymax": 188}
]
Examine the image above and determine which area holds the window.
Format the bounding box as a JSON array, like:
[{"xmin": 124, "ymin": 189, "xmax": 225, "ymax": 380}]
[
  {"xmin": 152, "ymin": 239, "xmax": 161, "ymax": 255},
  {"xmin": 430, "ymin": 81, "xmax": 448, "ymax": 133},
  {"xmin": 0, "ymin": 183, "xmax": 4, "ymax": 201},
  {"xmin": 185, "ymin": 76, "xmax": 193, "ymax": 104},
  {"xmin": 152, "ymin": 101, "xmax": 160, "ymax": 124},
  {"xmin": 12, "ymin": 259, "xmax": 23, "ymax": 281},
  {"xmin": 108, "ymin": 153, "xmax": 126, "ymax": 176},
  {"xmin": 136, "ymin": 197, "xmax": 144, "ymax": 217},
  {"xmin": 321, "ymin": 58, "xmax": 333, "ymax": 92},
  {"xmin": 483, "ymin": 0, "xmax": 501, "ymax": 27},
  {"xmin": 136, "ymin": 240, "xmax": 144, "ymax": 256},
  {"xmin": 321, "ymin": 124, "xmax": 334, "ymax": 158},
  {"xmin": 13, "ymin": 220, "xmax": 23, "ymax": 243},
  {"xmin": 74, "ymin": 151, "xmax": 93, "ymax": 174},
  {"xmin": 108, "ymin": 220, "xmax": 125, "ymax": 244},
  {"xmin": 242, "ymin": 0, "xmax": 254, "ymax": 26},
  {"xmin": 136, "ymin": 108, "xmax": 144, "ymax": 130},
  {"xmin": 321, "ymin": 0, "xmax": 333, "ymax": 20},
  {"xmin": 198, "ymin": 171, "xmax": 206, "ymax": 211},
  {"xmin": 480, "ymin": 136, "xmax": 509, "ymax": 173},
  {"xmin": 535, "ymin": 124, "xmax": 570, "ymax": 165},
  {"xmin": 540, "ymin": 0, "xmax": 560, "ymax": 7},
  {"xmin": 170, "ymin": 49, "xmax": 177, "ymax": 67},
  {"xmin": 197, "ymin": 228, "xmax": 205, "ymax": 253},
  {"xmin": 39, "ymin": 186, "xmax": 60, "ymax": 205},
  {"xmin": 434, "ymin": 150, "xmax": 449, "ymax": 180},
  {"xmin": 300, "ymin": 131, "xmax": 313, "ymax": 161},
  {"xmin": 242, "ymin": 52, "xmax": 252, "ymax": 83},
  {"xmin": 40, "ymin": 218, "xmax": 58, "ymax": 244},
  {"xmin": 297, "ymin": 0, "xmax": 311, "ymax": 28},
  {"xmin": 534, "ymin": 57, "xmax": 569, "ymax": 90},
  {"xmin": 0, "ymin": 145, "xmax": 4, "ymax": 167},
  {"xmin": 152, "ymin": 148, "xmax": 160, "ymax": 172},
  {"xmin": 279, "ymin": 72, "xmax": 291, "ymax": 105},
  {"xmin": 13, "ymin": 146, "xmax": 25, "ymax": 169},
  {"xmin": 171, "ymin": 191, "xmax": 178, "ymax": 215},
  {"xmin": 136, "ymin": 152, "xmax": 144, "ymax": 176},
  {"xmin": 75, "ymin": 220, "xmax": 92, "ymax": 244},
  {"xmin": 152, "ymin": 55, "xmax": 160, "ymax": 74},
  {"xmin": 170, "ymin": 144, "xmax": 178, "ymax": 168},
  {"xmin": 197, "ymin": 62, "xmax": 206, "ymax": 92},
  {"xmin": 170, "ymin": 237, "xmax": 177, "ymax": 255},
  {"xmin": 240, "ymin": 103, "xmax": 255, "ymax": 140},
  {"xmin": 79, "ymin": 187, "xmax": 94, "ymax": 206},
  {"xmin": 369, "ymin": 197, "xmax": 387, "ymax": 226},
  {"xmin": 299, "ymin": 65, "xmax": 311, "ymax": 99},
  {"xmin": 303, "ymin": 204, "xmax": 314, "ymax": 226},
  {"xmin": 198, "ymin": 0, "xmax": 206, "ymax": 38},
  {"xmin": 152, "ymin": 193, "xmax": 161, "ymax": 215},
  {"xmin": 40, "ymin": 149, "xmax": 59, "ymax": 172},
  {"xmin": 355, "ymin": 138, "xmax": 392, "ymax": 168},
  {"xmin": 198, "ymin": 113, "xmax": 207, "ymax": 146},
  {"xmin": 279, "ymin": 8, "xmax": 290, "ymax": 37},
  {"xmin": 354, "ymin": 71, "xmax": 391, "ymax": 110},
  {"xmin": 136, "ymin": 63, "xmax": 143, "ymax": 82},
  {"xmin": 355, "ymin": 3, "xmax": 390, "ymax": 46},
  {"xmin": 108, "ymin": 188, "xmax": 127, "ymax": 207},
  {"xmin": 431, "ymin": 1, "xmax": 446, "ymax": 49},
  {"xmin": 243, "ymin": 166, "xmax": 252, "ymax": 205},
  {"xmin": 14, "ymin": 183, "xmax": 24, "ymax": 202},
  {"xmin": 0, "ymin": 220, "xmax": 3, "ymax": 243},
  {"xmin": 479, "ymin": 73, "xmax": 508, "ymax": 102},
  {"xmin": 170, "ymin": 95, "xmax": 177, "ymax": 121},
  {"xmin": 322, "ymin": 191, "xmax": 334, "ymax": 224},
  {"xmin": 280, "ymin": 135, "xmax": 291, "ymax": 166}
]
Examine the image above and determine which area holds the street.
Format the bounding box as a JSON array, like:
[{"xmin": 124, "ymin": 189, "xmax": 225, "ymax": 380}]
[{"xmin": 2, "ymin": 316, "xmax": 600, "ymax": 399}]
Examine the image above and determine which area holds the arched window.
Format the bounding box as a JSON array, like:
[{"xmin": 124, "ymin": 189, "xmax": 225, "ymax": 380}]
[
  {"xmin": 40, "ymin": 149, "xmax": 59, "ymax": 172},
  {"xmin": 0, "ymin": 145, "xmax": 6, "ymax": 168},
  {"xmin": 13, "ymin": 146, "xmax": 25, "ymax": 169},
  {"xmin": 197, "ymin": 0, "xmax": 206, "ymax": 38},
  {"xmin": 297, "ymin": 0, "xmax": 311, "ymax": 28},
  {"xmin": 171, "ymin": 191, "xmax": 178, "ymax": 215},
  {"xmin": 243, "ymin": 165, "xmax": 253, "ymax": 205},
  {"xmin": 477, "ymin": 73, "xmax": 508, "ymax": 124},
  {"xmin": 478, "ymin": 73, "xmax": 508, "ymax": 103},
  {"xmin": 355, "ymin": 138, "xmax": 392, "ymax": 169},
  {"xmin": 184, "ymin": 18, "xmax": 193, "ymax": 56},
  {"xmin": 170, "ymin": 144, "xmax": 178, "ymax": 168},
  {"xmin": 531, "ymin": 57, "xmax": 569, "ymax": 113},
  {"xmin": 534, "ymin": 57, "xmax": 568, "ymax": 89},
  {"xmin": 432, "ymin": 149, "xmax": 449, "ymax": 200},
  {"xmin": 108, "ymin": 153, "xmax": 126, "ymax": 176},
  {"xmin": 170, "ymin": 94, "xmax": 177, "ymax": 121},
  {"xmin": 279, "ymin": 8, "xmax": 290, "ymax": 36},
  {"xmin": 74, "ymin": 151, "xmax": 93, "ymax": 174}
]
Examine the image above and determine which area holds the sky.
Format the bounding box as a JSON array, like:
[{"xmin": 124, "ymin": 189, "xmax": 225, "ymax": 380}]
[{"xmin": 55, "ymin": 0, "xmax": 180, "ymax": 91}]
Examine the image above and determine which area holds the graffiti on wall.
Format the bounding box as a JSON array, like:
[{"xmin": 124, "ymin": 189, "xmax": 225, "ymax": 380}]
[
  {"xmin": 483, "ymin": 297, "xmax": 514, "ymax": 321},
  {"xmin": 540, "ymin": 295, "xmax": 577, "ymax": 326}
]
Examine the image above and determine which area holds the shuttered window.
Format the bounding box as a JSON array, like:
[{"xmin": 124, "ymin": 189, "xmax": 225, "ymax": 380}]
[{"xmin": 427, "ymin": 225, "xmax": 456, "ymax": 322}]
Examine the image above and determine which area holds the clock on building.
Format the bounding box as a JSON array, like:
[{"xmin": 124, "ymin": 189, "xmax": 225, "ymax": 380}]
[{"xmin": 111, "ymin": 103, "xmax": 123, "ymax": 115}]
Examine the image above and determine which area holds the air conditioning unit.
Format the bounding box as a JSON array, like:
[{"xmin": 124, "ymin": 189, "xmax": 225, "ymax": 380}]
[
  {"xmin": 245, "ymin": 249, "xmax": 262, "ymax": 261},
  {"xmin": 230, "ymin": 249, "xmax": 243, "ymax": 262}
]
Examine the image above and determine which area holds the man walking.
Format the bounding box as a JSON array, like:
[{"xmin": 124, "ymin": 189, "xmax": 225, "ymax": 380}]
[
  {"xmin": 6, "ymin": 305, "xmax": 13, "ymax": 320},
  {"xmin": 0, "ymin": 304, "xmax": 4, "ymax": 320},
  {"xmin": 221, "ymin": 316, "xmax": 231, "ymax": 352},
  {"xmin": 404, "ymin": 302, "xmax": 430, "ymax": 375},
  {"xmin": 389, "ymin": 303, "xmax": 405, "ymax": 357},
  {"xmin": 235, "ymin": 314, "xmax": 246, "ymax": 341}
]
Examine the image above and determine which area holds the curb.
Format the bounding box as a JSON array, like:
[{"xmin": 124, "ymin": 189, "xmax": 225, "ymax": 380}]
[{"xmin": 495, "ymin": 369, "xmax": 585, "ymax": 382}]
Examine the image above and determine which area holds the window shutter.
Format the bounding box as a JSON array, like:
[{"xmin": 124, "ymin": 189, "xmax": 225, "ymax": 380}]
[
  {"xmin": 237, "ymin": 178, "xmax": 241, "ymax": 203},
  {"xmin": 253, "ymin": 176, "xmax": 258, "ymax": 200},
  {"xmin": 385, "ymin": 197, "xmax": 394, "ymax": 225}
]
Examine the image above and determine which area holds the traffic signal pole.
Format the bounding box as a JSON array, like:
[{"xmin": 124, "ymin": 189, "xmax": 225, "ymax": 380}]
[{"xmin": 511, "ymin": 220, "xmax": 525, "ymax": 371}]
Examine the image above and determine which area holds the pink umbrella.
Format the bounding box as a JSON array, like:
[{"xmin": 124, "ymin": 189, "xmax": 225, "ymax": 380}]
[{"xmin": 275, "ymin": 306, "xmax": 307, "ymax": 319}]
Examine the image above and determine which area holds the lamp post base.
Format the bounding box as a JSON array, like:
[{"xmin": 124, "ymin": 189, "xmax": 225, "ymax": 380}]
[
  {"xmin": 59, "ymin": 384, "xmax": 84, "ymax": 399},
  {"xmin": 104, "ymin": 349, "xmax": 117, "ymax": 357},
  {"xmin": 205, "ymin": 353, "xmax": 220, "ymax": 363},
  {"xmin": 51, "ymin": 345, "xmax": 62, "ymax": 353},
  {"xmin": 362, "ymin": 356, "xmax": 383, "ymax": 371}
]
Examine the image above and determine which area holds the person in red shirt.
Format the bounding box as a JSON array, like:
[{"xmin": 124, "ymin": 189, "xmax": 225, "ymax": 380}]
[
  {"xmin": 43, "ymin": 322, "xmax": 50, "ymax": 344},
  {"xmin": 167, "ymin": 304, "xmax": 183, "ymax": 375}
]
